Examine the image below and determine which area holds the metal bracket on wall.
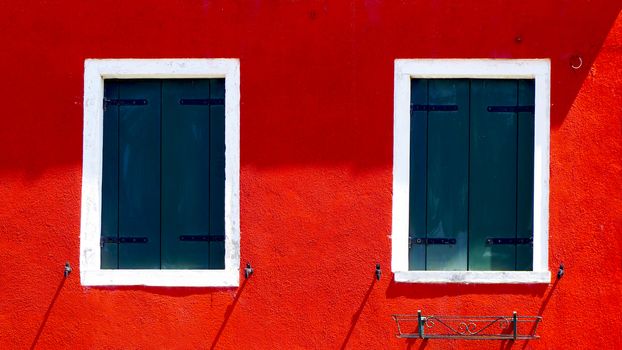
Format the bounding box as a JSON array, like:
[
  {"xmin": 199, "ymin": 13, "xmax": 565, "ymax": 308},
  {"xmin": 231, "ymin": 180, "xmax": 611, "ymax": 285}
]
[
  {"xmin": 64, "ymin": 262, "xmax": 72, "ymax": 277},
  {"xmin": 392, "ymin": 310, "xmax": 542, "ymax": 340},
  {"xmin": 244, "ymin": 262, "xmax": 254, "ymax": 279},
  {"xmin": 375, "ymin": 263, "xmax": 382, "ymax": 280}
]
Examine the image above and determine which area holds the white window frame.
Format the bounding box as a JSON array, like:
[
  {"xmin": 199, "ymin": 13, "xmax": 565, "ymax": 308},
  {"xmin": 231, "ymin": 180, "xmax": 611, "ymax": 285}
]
[
  {"xmin": 392, "ymin": 59, "xmax": 551, "ymax": 284},
  {"xmin": 80, "ymin": 59, "xmax": 240, "ymax": 287}
]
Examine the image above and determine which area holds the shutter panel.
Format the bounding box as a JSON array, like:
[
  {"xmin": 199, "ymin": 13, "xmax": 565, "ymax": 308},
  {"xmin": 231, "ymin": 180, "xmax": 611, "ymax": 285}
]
[
  {"xmin": 516, "ymin": 80, "xmax": 535, "ymax": 270},
  {"xmin": 117, "ymin": 80, "xmax": 161, "ymax": 269},
  {"xmin": 101, "ymin": 81, "xmax": 119, "ymax": 269},
  {"xmin": 408, "ymin": 78, "xmax": 535, "ymax": 272},
  {"xmin": 469, "ymin": 79, "xmax": 518, "ymax": 271},
  {"xmin": 161, "ymin": 79, "xmax": 212, "ymax": 269},
  {"xmin": 408, "ymin": 79, "xmax": 428, "ymax": 270},
  {"xmin": 208, "ymin": 79, "xmax": 226, "ymax": 269},
  {"xmin": 425, "ymin": 79, "xmax": 469, "ymax": 271}
]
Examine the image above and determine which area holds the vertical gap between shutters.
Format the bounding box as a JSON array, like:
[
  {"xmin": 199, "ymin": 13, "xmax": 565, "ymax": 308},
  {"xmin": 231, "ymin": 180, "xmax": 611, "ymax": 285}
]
[
  {"xmin": 466, "ymin": 80, "xmax": 471, "ymax": 271},
  {"xmin": 514, "ymin": 80, "xmax": 519, "ymax": 271},
  {"xmin": 424, "ymin": 80, "xmax": 429, "ymax": 271}
]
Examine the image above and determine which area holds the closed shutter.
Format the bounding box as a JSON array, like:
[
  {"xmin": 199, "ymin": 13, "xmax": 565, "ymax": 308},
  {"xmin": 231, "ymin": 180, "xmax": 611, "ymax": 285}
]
[
  {"xmin": 101, "ymin": 79, "xmax": 225, "ymax": 270},
  {"xmin": 208, "ymin": 79, "xmax": 226, "ymax": 269},
  {"xmin": 408, "ymin": 79, "xmax": 428, "ymax": 270},
  {"xmin": 101, "ymin": 81, "xmax": 120, "ymax": 269},
  {"xmin": 469, "ymin": 79, "xmax": 518, "ymax": 271},
  {"xmin": 409, "ymin": 78, "xmax": 534, "ymax": 271},
  {"xmin": 516, "ymin": 80, "xmax": 535, "ymax": 271}
]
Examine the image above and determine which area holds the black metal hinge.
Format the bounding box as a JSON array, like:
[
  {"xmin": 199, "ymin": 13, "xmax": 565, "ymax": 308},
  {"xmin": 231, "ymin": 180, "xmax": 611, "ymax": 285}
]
[
  {"xmin": 411, "ymin": 104, "xmax": 458, "ymax": 112},
  {"xmin": 179, "ymin": 98, "xmax": 225, "ymax": 105},
  {"xmin": 100, "ymin": 236, "xmax": 148, "ymax": 247},
  {"xmin": 104, "ymin": 98, "xmax": 148, "ymax": 106},
  {"xmin": 410, "ymin": 237, "xmax": 457, "ymax": 245},
  {"xmin": 487, "ymin": 106, "xmax": 534, "ymax": 113},
  {"xmin": 486, "ymin": 237, "xmax": 533, "ymax": 245},
  {"xmin": 179, "ymin": 235, "xmax": 225, "ymax": 242},
  {"xmin": 103, "ymin": 98, "xmax": 148, "ymax": 111}
]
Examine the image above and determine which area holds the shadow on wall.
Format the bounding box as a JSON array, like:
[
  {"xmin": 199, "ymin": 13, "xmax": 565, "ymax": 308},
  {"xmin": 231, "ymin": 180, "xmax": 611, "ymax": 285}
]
[
  {"xmin": 0, "ymin": 4, "xmax": 620, "ymax": 178},
  {"xmin": 30, "ymin": 275, "xmax": 68, "ymax": 350},
  {"xmin": 88, "ymin": 276, "xmax": 249, "ymax": 349},
  {"xmin": 209, "ymin": 277, "xmax": 248, "ymax": 350},
  {"xmin": 405, "ymin": 338, "xmax": 428, "ymax": 350},
  {"xmin": 239, "ymin": 5, "xmax": 622, "ymax": 170},
  {"xmin": 340, "ymin": 276, "xmax": 377, "ymax": 349},
  {"xmin": 28, "ymin": 271, "xmax": 250, "ymax": 349}
]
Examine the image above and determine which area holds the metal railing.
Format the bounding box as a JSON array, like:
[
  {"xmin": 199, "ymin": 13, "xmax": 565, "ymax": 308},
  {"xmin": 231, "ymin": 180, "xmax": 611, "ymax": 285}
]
[{"xmin": 392, "ymin": 310, "xmax": 542, "ymax": 340}]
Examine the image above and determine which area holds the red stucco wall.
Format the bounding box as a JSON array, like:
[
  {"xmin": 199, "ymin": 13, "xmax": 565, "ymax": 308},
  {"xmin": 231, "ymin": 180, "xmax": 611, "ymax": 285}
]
[{"xmin": 1, "ymin": 1, "xmax": 621, "ymax": 349}]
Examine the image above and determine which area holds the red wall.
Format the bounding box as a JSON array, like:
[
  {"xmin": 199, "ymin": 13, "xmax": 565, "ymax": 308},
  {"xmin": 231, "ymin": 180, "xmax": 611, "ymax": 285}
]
[{"xmin": 1, "ymin": 1, "xmax": 621, "ymax": 349}]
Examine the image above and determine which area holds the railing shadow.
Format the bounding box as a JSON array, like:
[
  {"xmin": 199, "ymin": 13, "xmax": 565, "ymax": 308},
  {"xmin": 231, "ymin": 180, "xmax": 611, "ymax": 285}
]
[
  {"xmin": 30, "ymin": 276, "xmax": 67, "ymax": 350},
  {"xmin": 405, "ymin": 338, "xmax": 428, "ymax": 350}
]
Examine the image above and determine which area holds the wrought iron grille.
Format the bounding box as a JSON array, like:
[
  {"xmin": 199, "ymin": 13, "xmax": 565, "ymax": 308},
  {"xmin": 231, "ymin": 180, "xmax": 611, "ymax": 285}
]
[{"xmin": 392, "ymin": 311, "xmax": 542, "ymax": 340}]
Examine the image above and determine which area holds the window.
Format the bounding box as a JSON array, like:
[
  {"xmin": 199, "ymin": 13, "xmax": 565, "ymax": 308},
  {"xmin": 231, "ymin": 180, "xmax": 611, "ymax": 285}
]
[
  {"xmin": 81, "ymin": 59, "xmax": 240, "ymax": 287},
  {"xmin": 392, "ymin": 59, "xmax": 550, "ymax": 283},
  {"xmin": 101, "ymin": 79, "xmax": 226, "ymax": 270}
]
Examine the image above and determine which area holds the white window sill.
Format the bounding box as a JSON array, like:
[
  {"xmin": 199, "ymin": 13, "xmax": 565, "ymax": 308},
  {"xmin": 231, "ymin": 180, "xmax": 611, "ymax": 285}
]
[
  {"xmin": 393, "ymin": 271, "xmax": 551, "ymax": 284},
  {"xmin": 81, "ymin": 269, "xmax": 239, "ymax": 287}
]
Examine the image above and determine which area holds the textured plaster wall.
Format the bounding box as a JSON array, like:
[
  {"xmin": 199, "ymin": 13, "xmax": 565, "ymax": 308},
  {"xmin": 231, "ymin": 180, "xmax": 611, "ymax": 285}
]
[{"xmin": 1, "ymin": 1, "xmax": 621, "ymax": 349}]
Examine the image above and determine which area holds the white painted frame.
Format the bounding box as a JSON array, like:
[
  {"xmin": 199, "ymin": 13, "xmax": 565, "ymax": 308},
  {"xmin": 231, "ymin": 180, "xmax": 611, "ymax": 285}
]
[
  {"xmin": 80, "ymin": 59, "xmax": 240, "ymax": 287},
  {"xmin": 392, "ymin": 59, "xmax": 551, "ymax": 284}
]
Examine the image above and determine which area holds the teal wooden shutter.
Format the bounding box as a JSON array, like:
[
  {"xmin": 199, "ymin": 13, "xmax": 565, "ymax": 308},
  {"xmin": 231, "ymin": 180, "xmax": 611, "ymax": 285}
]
[
  {"xmin": 101, "ymin": 82, "xmax": 120, "ymax": 269},
  {"xmin": 160, "ymin": 79, "xmax": 225, "ymax": 269},
  {"xmin": 516, "ymin": 80, "xmax": 535, "ymax": 271},
  {"xmin": 409, "ymin": 79, "xmax": 469, "ymax": 271},
  {"xmin": 408, "ymin": 78, "xmax": 535, "ymax": 271},
  {"xmin": 408, "ymin": 79, "xmax": 428, "ymax": 270},
  {"xmin": 101, "ymin": 80, "xmax": 162, "ymax": 269},
  {"xmin": 208, "ymin": 79, "xmax": 226, "ymax": 269},
  {"xmin": 117, "ymin": 80, "xmax": 162, "ymax": 269},
  {"xmin": 425, "ymin": 80, "xmax": 470, "ymax": 271},
  {"xmin": 161, "ymin": 79, "xmax": 212, "ymax": 269},
  {"xmin": 469, "ymin": 80, "xmax": 518, "ymax": 271},
  {"xmin": 101, "ymin": 78, "xmax": 226, "ymax": 270}
]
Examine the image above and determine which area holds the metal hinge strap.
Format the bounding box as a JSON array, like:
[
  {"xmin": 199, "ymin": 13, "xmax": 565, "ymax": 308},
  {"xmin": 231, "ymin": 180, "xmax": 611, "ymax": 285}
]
[
  {"xmin": 104, "ymin": 98, "xmax": 148, "ymax": 106},
  {"xmin": 100, "ymin": 236, "xmax": 149, "ymax": 247},
  {"xmin": 486, "ymin": 237, "xmax": 533, "ymax": 245},
  {"xmin": 487, "ymin": 105, "xmax": 534, "ymax": 113},
  {"xmin": 179, "ymin": 235, "xmax": 225, "ymax": 242},
  {"xmin": 411, "ymin": 104, "xmax": 458, "ymax": 112},
  {"xmin": 410, "ymin": 237, "xmax": 457, "ymax": 245},
  {"xmin": 179, "ymin": 98, "xmax": 224, "ymax": 105}
]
